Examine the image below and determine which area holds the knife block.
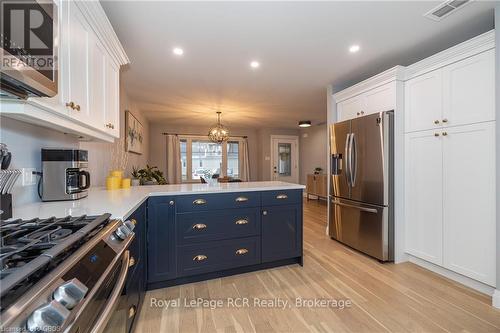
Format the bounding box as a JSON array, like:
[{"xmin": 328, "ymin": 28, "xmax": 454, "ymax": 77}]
[{"xmin": 0, "ymin": 194, "xmax": 12, "ymax": 220}]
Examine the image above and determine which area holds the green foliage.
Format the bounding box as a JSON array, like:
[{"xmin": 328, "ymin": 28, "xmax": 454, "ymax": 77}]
[{"xmin": 134, "ymin": 165, "xmax": 167, "ymax": 185}]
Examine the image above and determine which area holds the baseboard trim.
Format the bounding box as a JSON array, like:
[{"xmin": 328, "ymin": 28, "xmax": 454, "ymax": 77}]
[
  {"xmin": 407, "ymin": 254, "xmax": 496, "ymax": 297},
  {"xmin": 493, "ymin": 290, "xmax": 500, "ymax": 308}
]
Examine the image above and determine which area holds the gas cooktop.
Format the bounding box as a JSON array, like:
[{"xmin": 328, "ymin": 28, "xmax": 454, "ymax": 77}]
[{"xmin": 0, "ymin": 214, "xmax": 111, "ymax": 312}]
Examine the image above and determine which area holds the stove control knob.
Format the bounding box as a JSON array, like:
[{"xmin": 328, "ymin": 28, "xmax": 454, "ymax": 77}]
[
  {"xmin": 27, "ymin": 300, "xmax": 70, "ymax": 332},
  {"xmin": 53, "ymin": 278, "xmax": 88, "ymax": 309},
  {"xmin": 124, "ymin": 220, "xmax": 136, "ymax": 232},
  {"xmin": 114, "ymin": 224, "xmax": 132, "ymax": 240}
]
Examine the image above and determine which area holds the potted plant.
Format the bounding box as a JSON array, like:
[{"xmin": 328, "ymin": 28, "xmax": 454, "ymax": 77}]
[
  {"xmin": 131, "ymin": 166, "xmax": 141, "ymax": 186},
  {"xmin": 314, "ymin": 167, "xmax": 323, "ymax": 175},
  {"xmin": 137, "ymin": 165, "xmax": 167, "ymax": 185}
]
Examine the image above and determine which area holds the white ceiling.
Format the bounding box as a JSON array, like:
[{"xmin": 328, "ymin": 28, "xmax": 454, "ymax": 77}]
[{"xmin": 101, "ymin": 1, "xmax": 495, "ymax": 129}]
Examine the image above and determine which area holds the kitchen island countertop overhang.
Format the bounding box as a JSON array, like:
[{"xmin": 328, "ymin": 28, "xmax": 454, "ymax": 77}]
[{"xmin": 11, "ymin": 181, "xmax": 305, "ymax": 220}]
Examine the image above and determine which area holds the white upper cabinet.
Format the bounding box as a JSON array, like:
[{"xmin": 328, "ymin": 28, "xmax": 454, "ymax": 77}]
[
  {"xmin": 105, "ymin": 60, "xmax": 120, "ymax": 138},
  {"xmin": 0, "ymin": 1, "xmax": 128, "ymax": 142},
  {"xmin": 405, "ymin": 129, "xmax": 443, "ymax": 265},
  {"xmin": 337, "ymin": 95, "xmax": 365, "ymax": 121},
  {"xmin": 335, "ymin": 79, "xmax": 398, "ymax": 122},
  {"xmin": 405, "ymin": 70, "xmax": 443, "ymax": 133},
  {"xmin": 442, "ymin": 122, "xmax": 496, "ymax": 286},
  {"xmin": 442, "ymin": 49, "xmax": 495, "ymax": 128},
  {"xmin": 65, "ymin": 1, "xmax": 90, "ymax": 123},
  {"xmin": 364, "ymin": 83, "xmax": 395, "ymax": 114}
]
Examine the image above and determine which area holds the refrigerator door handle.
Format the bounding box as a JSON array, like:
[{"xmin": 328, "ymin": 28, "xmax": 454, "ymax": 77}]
[
  {"xmin": 331, "ymin": 200, "xmax": 378, "ymax": 214},
  {"xmin": 344, "ymin": 133, "xmax": 352, "ymax": 186},
  {"xmin": 350, "ymin": 133, "xmax": 357, "ymax": 187}
]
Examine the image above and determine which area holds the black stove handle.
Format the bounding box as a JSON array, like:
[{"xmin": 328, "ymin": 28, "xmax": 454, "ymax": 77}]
[{"xmin": 79, "ymin": 171, "xmax": 90, "ymax": 190}]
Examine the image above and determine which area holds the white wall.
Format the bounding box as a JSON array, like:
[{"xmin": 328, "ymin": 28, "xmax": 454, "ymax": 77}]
[
  {"xmin": 494, "ymin": 3, "xmax": 500, "ymax": 306},
  {"xmin": 299, "ymin": 124, "xmax": 327, "ymax": 185},
  {"xmin": 0, "ymin": 117, "xmax": 79, "ymax": 206}
]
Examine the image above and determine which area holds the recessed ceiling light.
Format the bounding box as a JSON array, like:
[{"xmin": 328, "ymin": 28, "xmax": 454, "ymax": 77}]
[
  {"xmin": 173, "ymin": 47, "xmax": 184, "ymax": 56},
  {"xmin": 299, "ymin": 120, "xmax": 312, "ymax": 128},
  {"xmin": 349, "ymin": 45, "xmax": 360, "ymax": 53},
  {"xmin": 250, "ymin": 61, "xmax": 260, "ymax": 69}
]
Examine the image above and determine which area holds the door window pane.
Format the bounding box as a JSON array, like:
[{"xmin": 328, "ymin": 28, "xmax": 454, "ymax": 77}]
[
  {"xmin": 191, "ymin": 141, "xmax": 222, "ymax": 180},
  {"xmin": 227, "ymin": 141, "xmax": 239, "ymax": 178},
  {"xmin": 180, "ymin": 140, "xmax": 187, "ymax": 181},
  {"xmin": 278, "ymin": 143, "xmax": 291, "ymax": 176}
]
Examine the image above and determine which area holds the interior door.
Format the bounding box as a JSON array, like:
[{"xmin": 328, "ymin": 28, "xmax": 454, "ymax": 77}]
[
  {"xmin": 405, "ymin": 129, "xmax": 443, "ymax": 265},
  {"xmin": 350, "ymin": 112, "xmax": 392, "ymax": 206},
  {"xmin": 442, "ymin": 122, "xmax": 496, "ymax": 286},
  {"xmin": 271, "ymin": 136, "xmax": 298, "ymax": 183},
  {"xmin": 329, "ymin": 122, "xmax": 350, "ymax": 199}
]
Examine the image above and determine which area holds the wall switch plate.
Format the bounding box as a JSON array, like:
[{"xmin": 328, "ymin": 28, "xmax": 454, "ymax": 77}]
[{"xmin": 22, "ymin": 168, "xmax": 36, "ymax": 186}]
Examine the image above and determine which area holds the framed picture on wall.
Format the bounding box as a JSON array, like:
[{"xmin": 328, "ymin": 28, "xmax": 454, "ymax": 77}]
[{"xmin": 125, "ymin": 110, "xmax": 144, "ymax": 155}]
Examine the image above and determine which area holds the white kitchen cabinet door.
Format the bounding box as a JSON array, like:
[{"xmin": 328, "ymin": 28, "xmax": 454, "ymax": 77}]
[
  {"xmin": 405, "ymin": 70, "xmax": 443, "ymax": 133},
  {"xmin": 337, "ymin": 95, "xmax": 366, "ymax": 122},
  {"xmin": 105, "ymin": 59, "xmax": 120, "ymax": 138},
  {"xmin": 89, "ymin": 36, "xmax": 107, "ymax": 130},
  {"xmin": 442, "ymin": 122, "xmax": 496, "ymax": 286},
  {"xmin": 442, "ymin": 49, "xmax": 495, "ymax": 128},
  {"xmin": 405, "ymin": 130, "xmax": 443, "ymax": 265},
  {"xmin": 66, "ymin": 1, "xmax": 90, "ymax": 123},
  {"xmin": 364, "ymin": 83, "xmax": 395, "ymax": 115}
]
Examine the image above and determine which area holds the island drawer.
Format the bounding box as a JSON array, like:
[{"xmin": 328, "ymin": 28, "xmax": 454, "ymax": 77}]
[
  {"xmin": 261, "ymin": 190, "xmax": 303, "ymax": 206},
  {"xmin": 176, "ymin": 208, "xmax": 260, "ymax": 244},
  {"xmin": 177, "ymin": 236, "xmax": 261, "ymax": 277},
  {"xmin": 176, "ymin": 192, "xmax": 260, "ymax": 212}
]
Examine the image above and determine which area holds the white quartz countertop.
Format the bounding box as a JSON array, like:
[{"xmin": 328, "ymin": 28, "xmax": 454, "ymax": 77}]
[{"xmin": 12, "ymin": 181, "xmax": 305, "ymax": 221}]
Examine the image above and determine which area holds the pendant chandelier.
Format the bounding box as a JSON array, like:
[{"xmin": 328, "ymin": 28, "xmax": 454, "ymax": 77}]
[{"xmin": 208, "ymin": 111, "xmax": 229, "ymax": 143}]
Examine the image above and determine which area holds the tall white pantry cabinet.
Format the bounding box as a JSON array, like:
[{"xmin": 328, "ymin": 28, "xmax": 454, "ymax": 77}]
[{"xmin": 404, "ymin": 34, "xmax": 496, "ymax": 287}]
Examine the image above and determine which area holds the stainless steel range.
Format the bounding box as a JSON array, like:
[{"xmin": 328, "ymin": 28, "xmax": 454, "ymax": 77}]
[{"xmin": 0, "ymin": 214, "xmax": 136, "ymax": 333}]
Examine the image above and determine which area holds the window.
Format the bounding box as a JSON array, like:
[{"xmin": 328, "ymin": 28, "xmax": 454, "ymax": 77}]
[{"xmin": 179, "ymin": 136, "xmax": 243, "ymax": 182}]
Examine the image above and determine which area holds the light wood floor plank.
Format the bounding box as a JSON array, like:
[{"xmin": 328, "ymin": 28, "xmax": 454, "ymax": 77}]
[{"xmin": 135, "ymin": 200, "xmax": 500, "ymax": 333}]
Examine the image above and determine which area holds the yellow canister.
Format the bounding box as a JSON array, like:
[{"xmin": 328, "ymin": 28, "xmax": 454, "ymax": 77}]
[
  {"xmin": 121, "ymin": 178, "xmax": 131, "ymax": 189},
  {"xmin": 106, "ymin": 176, "xmax": 121, "ymax": 190},
  {"xmin": 110, "ymin": 170, "xmax": 124, "ymax": 179}
]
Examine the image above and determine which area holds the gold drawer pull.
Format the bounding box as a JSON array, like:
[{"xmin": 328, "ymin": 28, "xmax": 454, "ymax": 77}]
[
  {"xmin": 128, "ymin": 306, "xmax": 136, "ymax": 318},
  {"xmin": 235, "ymin": 196, "xmax": 249, "ymax": 202},
  {"xmin": 193, "ymin": 199, "xmax": 207, "ymax": 205},
  {"xmin": 276, "ymin": 194, "xmax": 288, "ymax": 200},
  {"xmin": 193, "ymin": 254, "xmax": 208, "ymax": 261},
  {"xmin": 235, "ymin": 219, "xmax": 248, "ymax": 225},
  {"xmin": 235, "ymin": 248, "xmax": 249, "ymax": 255},
  {"xmin": 66, "ymin": 101, "xmax": 75, "ymax": 109},
  {"xmin": 192, "ymin": 223, "xmax": 207, "ymax": 230},
  {"xmin": 130, "ymin": 219, "xmax": 137, "ymax": 225},
  {"xmin": 129, "ymin": 257, "xmax": 136, "ymax": 267},
  {"xmin": 74, "ymin": 104, "xmax": 81, "ymax": 111}
]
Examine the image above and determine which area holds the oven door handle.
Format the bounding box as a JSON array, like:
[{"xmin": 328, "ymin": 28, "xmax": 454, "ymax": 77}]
[{"xmin": 90, "ymin": 250, "xmax": 130, "ymax": 333}]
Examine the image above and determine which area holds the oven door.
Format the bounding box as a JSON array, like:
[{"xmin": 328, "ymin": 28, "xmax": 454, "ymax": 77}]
[{"xmin": 66, "ymin": 251, "xmax": 131, "ymax": 333}]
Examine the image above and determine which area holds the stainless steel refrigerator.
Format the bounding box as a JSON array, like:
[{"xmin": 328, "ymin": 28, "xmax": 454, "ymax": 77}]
[{"xmin": 329, "ymin": 111, "xmax": 394, "ymax": 261}]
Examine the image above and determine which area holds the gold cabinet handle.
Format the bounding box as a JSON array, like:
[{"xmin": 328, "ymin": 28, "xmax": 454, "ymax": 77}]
[
  {"xmin": 105, "ymin": 123, "xmax": 114, "ymax": 129},
  {"xmin": 169, "ymin": 200, "xmax": 175, "ymax": 206},
  {"xmin": 235, "ymin": 219, "xmax": 248, "ymax": 225},
  {"xmin": 66, "ymin": 101, "xmax": 75, "ymax": 109},
  {"xmin": 74, "ymin": 104, "xmax": 81, "ymax": 111},
  {"xmin": 434, "ymin": 120, "xmax": 440, "ymax": 124},
  {"xmin": 356, "ymin": 112, "xmax": 360, "ymax": 116},
  {"xmin": 193, "ymin": 199, "xmax": 207, "ymax": 205},
  {"xmin": 193, "ymin": 254, "xmax": 208, "ymax": 261},
  {"xmin": 360, "ymin": 111, "xmax": 364, "ymax": 115},
  {"xmin": 276, "ymin": 194, "xmax": 288, "ymax": 200},
  {"xmin": 130, "ymin": 219, "xmax": 137, "ymax": 225},
  {"xmin": 235, "ymin": 196, "xmax": 248, "ymax": 202},
  {"xmin": 442, "ymin": 132, "xmax": 448, "ymax": 136},
  {"xmin": 235, "ymin": 248, "xmax": 249, "ymax": 255},
  {"xmin": 129, "ymin": 256, "xmax": 136, "ymax": 267},
  {"xmin": 442, "ymin": 119, "xmax": 448, "ymax": 123},
  {"xmin": 434, "ymin": 133, "xmax": 440, "ymax": 137},
  {"xmin": 192, "ymin": 223, "xmax": 207, "ymax": 230},
  {"xmin": 128, "ymin": 306, "xmax": 136, "ymax": 318}
]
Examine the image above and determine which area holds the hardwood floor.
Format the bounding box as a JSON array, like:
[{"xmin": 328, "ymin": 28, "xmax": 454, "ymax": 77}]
[{"xmin": 135, "ymin": 200, "xmax": 500, "ymax": 333}]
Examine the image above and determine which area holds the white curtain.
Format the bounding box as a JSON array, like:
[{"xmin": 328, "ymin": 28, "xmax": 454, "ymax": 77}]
[
  {"xmin": 240, "ymin": 138, "xmax": 250, "ymax": 181},
  {"xmin": 166, "ymin": 135, "xmax": 182, "ymax": 184}
]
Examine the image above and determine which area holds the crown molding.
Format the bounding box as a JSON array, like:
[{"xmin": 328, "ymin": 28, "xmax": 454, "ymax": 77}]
[
  {"xmin": 333, "ymin": 66, "xmax": 405, "ymax": 102},
  {"xmin": 405, "ymin": 30, "xmax": 495, "ymax": 80},
  {"xmin": 75, "ymin": 1, "xmax": 130, "ymax": 66}
]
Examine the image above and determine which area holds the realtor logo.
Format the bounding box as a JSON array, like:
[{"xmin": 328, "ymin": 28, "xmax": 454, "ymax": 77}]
[{"xmin": 1, "ymin": 0, "xmax": 54, "ymax": 72}]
